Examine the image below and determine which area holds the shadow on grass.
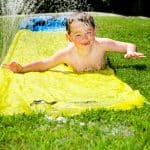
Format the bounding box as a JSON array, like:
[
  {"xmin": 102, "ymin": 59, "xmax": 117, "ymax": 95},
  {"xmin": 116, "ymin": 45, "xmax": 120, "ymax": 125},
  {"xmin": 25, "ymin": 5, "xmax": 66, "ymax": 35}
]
[
  {"xmin": 109, "ymin": 64, "xmax": 147, "ymax": 71},
  {"xmin": 118, "ymin": 64, "xmax": 147, "ymax": 70}
]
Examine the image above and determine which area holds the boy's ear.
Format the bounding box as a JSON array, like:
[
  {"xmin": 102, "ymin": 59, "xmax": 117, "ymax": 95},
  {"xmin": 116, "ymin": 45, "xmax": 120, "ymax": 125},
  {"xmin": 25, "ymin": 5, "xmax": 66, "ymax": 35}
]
[
  {"xmin": 94, "ymin": 28, "xmax": 96, "ymax": 36},
  {"xmin": 65, "ymin": 33, "xmax": 72, "ymax": 42}
]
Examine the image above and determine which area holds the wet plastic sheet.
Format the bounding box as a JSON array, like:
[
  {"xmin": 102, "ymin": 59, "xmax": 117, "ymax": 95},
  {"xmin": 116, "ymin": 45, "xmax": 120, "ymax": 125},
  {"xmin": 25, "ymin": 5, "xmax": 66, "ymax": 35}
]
[
  {"xmin": 19, "ymin": 16, "xmax": 66, "ymax": 31},
  {"xmin": 0, "ymin": 30, "xmax": 148, "ymax": 116}
]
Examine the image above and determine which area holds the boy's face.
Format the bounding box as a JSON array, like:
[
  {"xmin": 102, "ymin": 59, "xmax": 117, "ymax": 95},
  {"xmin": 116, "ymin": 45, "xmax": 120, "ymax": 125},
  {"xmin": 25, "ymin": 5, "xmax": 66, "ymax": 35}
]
[{"xmin": 66, "ymin": 21, "xmax": 96, "ymax": 50}]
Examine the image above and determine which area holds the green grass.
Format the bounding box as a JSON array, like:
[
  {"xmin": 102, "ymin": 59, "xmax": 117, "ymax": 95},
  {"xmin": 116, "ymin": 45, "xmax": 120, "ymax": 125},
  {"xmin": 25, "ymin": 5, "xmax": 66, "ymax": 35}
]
[
  {"xmin": 94, "ymin": 16, "xmax": 150, "ymax": 99},
  {"xmin": 0, "ymin": 108, "xmax": 150, "ymax": 149},
  {"xmin": 0, "ymin": 14, "xmax": 150, "ymax": 149}
]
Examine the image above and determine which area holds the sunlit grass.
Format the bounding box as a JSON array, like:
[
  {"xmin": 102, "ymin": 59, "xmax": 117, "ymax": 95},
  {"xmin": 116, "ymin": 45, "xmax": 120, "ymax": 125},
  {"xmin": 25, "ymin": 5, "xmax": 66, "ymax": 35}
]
[
  {"xmin": 0, "ymin": 108, "xmax": 150, "ymax": 149},
  {"xmin": 94, "ymin": 16, "xmax": 150, "ymax": 99}
]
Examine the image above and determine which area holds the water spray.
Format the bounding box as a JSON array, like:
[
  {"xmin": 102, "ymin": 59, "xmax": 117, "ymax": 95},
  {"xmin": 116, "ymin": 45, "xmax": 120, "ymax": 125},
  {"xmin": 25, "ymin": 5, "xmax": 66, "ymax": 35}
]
[{"xmin": 0, "ymin": 0, "xmax": 44, "ymax": 63}]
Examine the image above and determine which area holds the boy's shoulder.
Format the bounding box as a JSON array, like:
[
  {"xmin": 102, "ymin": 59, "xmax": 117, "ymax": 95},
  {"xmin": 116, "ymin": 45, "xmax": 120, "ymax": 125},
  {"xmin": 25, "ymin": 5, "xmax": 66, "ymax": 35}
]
[
  {"xmin": 95, "ymin": 37, "xmax": 115, "ymax": 47},
  {"xmin": 96, "ymin": 37, "xmax": 112, "ymax": 43},
  {"xmin": 56, "ymin": 43, "xmax": 74, "ymax": 56}
]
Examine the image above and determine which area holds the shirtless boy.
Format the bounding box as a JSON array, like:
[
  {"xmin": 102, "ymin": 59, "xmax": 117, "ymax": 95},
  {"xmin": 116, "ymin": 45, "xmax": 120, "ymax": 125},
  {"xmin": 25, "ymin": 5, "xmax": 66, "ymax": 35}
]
[{"xmin": 3, "ymin": 12, "xmax": 145, "ymax": 73}]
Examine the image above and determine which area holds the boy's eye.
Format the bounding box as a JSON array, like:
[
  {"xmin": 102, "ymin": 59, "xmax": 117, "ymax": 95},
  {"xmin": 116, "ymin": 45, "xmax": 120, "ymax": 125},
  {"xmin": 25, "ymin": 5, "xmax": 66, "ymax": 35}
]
[
  {"xmin": 87, "ymin": 32, "xmax": 92, "ymax": 35},
  {"xmin": 75, "ymin": 34, "xmax": 81, "ymax": 37}
]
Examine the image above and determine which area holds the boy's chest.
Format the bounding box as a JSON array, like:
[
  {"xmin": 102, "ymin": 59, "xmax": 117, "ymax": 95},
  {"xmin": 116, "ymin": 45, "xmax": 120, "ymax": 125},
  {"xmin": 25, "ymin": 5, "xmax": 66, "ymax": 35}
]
[{"xmin": 71, "ymin": 50, "xmax": 106, "ymax": 71}]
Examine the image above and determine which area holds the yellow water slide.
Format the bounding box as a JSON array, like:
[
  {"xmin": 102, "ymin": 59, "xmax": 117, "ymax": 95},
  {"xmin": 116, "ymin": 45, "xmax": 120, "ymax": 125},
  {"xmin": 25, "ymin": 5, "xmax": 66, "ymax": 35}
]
[{"xmin": 0, "ymin": 30, "xmax": 148, "ymax": 116}]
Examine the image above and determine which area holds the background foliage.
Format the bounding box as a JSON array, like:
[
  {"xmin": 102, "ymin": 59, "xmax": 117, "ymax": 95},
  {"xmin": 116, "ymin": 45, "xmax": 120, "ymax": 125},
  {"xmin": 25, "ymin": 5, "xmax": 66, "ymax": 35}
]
[{"xmin": 0, "ymin": 0, "xmax": 149, "ymax": 17}]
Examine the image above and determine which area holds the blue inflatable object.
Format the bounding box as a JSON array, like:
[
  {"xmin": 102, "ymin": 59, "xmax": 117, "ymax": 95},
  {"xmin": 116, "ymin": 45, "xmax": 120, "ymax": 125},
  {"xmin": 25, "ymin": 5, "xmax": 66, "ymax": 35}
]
[{"xmin": 19, "ymin": 16, "xmax": 66, "ymax": 31}]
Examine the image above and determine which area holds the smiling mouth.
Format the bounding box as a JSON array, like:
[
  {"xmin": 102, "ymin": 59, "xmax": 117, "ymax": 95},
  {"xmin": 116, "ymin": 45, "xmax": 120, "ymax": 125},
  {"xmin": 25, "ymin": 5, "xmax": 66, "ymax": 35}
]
[{"xmin": 82, "ymin": 42, "xmax": 90, "ymax": 46}]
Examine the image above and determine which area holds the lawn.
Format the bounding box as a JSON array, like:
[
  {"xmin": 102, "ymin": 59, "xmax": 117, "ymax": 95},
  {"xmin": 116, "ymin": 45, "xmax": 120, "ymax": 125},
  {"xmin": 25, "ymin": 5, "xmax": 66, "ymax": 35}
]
[{"xmin": 0, "ymin": 14, "xmax": 150, "ymax": 149}]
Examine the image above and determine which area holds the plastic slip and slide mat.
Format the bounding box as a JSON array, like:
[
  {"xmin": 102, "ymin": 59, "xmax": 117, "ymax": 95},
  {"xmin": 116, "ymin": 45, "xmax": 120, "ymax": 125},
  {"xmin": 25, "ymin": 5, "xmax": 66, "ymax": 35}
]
[
  {"xmin": 0, "ymin": 30, "xmax": 148, "ymax": 117},
  {"xmin": 19, "ymin": 16, "xmax": 66, "ymax": 31}
]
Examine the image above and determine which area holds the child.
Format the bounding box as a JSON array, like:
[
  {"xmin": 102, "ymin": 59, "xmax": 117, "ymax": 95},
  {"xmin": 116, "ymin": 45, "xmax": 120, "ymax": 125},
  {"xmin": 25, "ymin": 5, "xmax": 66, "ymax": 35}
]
[{"xmin": 3, "ymin": 12, "xmax": 145, "ymax": 73}]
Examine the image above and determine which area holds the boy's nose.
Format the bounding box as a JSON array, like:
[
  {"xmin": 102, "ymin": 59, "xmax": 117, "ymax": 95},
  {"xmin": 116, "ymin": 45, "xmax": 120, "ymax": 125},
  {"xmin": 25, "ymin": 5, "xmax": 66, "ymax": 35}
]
[
  {"xmin": 81, "ymin": 33, "xmax": 89, "ymax": 41},
  {"xmin": 83, "ymin": 33, "xmax": 88, "ymax": 38}
]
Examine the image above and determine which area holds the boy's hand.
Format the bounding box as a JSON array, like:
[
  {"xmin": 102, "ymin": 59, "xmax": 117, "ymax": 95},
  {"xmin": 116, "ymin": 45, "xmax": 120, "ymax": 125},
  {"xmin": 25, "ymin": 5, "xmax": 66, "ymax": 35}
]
[
  {"xmin": 2, "ymin": 61, "xmax": 23, "ymax": 73},
  {"xmin": 124, "ymin": 52, "xmax": 146, "ymax": 58}
]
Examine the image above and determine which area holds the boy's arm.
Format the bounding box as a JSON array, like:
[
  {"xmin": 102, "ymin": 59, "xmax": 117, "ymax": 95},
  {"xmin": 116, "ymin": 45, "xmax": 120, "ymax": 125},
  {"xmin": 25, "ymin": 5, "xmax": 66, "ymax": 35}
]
[
  {"xmin": 99, "ymin": 38, "xmax": 145, "ymax": 58},
  {"xmin": 2, "ymin": 49, "xmax": 68, "ymax": 73}
]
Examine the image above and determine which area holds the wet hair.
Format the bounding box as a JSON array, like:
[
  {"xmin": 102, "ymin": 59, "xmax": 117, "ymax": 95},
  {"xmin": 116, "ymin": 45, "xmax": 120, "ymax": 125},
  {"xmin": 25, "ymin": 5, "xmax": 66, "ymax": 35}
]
[{"xmin": 66, "ymin": 12, "xmax": 95, "ymax": 34}]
